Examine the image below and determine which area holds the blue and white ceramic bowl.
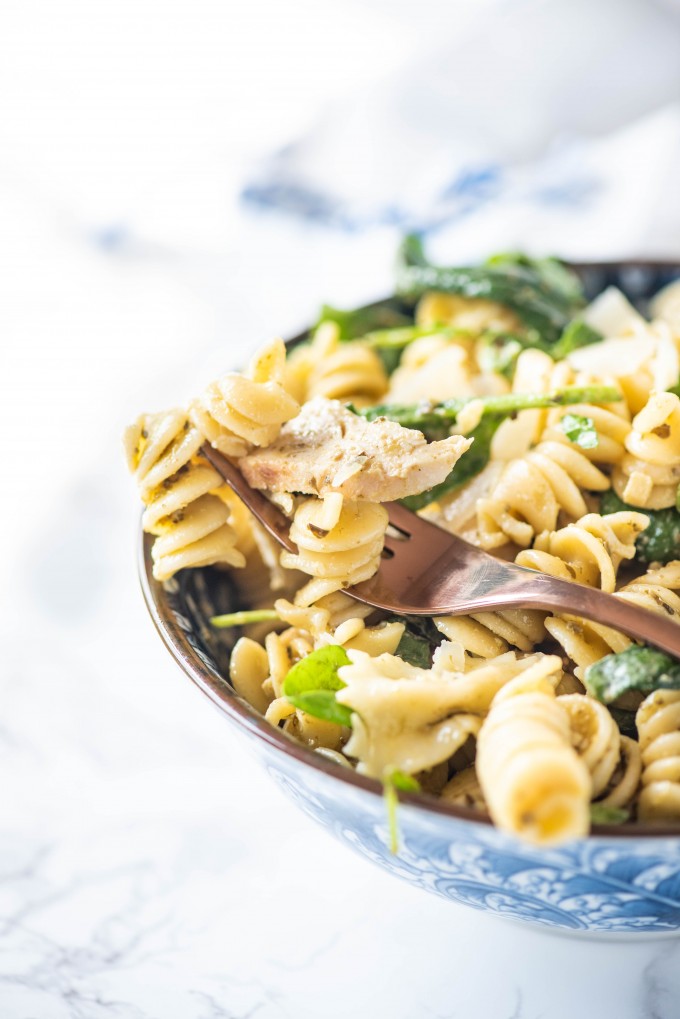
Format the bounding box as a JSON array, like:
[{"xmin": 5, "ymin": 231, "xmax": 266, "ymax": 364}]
[{"xmin": 140, "ymin": 261, "xmax": 680, "ymax": 936}]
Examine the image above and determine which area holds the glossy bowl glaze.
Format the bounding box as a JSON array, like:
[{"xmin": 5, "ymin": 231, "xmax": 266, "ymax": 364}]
[{"xmin": 140, "ymin": 261, "xmax": 680, "ymax": 935}]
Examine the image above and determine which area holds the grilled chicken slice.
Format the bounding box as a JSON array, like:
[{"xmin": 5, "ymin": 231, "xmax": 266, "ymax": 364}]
[{"xmin": 239, "ymin": 397, "xmax": 472, "ymax": 502}]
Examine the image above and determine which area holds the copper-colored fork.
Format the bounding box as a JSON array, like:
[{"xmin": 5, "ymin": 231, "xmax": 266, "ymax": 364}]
[{"xmin": 202, "ymin": 444, "xmax": 680, "ymax": 659}]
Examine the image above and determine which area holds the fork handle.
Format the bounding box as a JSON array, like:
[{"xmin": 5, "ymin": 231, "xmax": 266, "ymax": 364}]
[
  {"xmin": 516, "ymin": 572, "xmax": 680, "ymax": 660},
  {"xmin": 200, "ymin": 443, "xmax": 297, "ymax": 553}
]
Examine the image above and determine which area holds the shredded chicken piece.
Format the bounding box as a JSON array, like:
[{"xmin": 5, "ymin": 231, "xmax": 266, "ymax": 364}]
[{"xmin": 239, "ymin": 397, "xmax": 472, "ymax": 502}]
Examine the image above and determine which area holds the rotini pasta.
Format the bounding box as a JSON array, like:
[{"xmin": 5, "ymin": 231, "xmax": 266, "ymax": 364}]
[
  {"xmin": 546, "ymin": 561, "xmax": 680, "ymax": 678},
  {"xmin": 280, "ymin": 494, "xmax": 389, "ymax": 606},
  {"xmin": 190, "ymin": 338, "xmax": 300, "ymax": 456},
  {"xmin": 636, "ymin": 690, "xmax": 680, "ymax": 823},
  {"xmin": 476, "ymin": 442, "xmax": 610, "ymax": 550},
  {"xmin": 124, "ymin": 409, "xmax": 245, "ymax": 580},
  {"xmin": 477, "ymin": 670, "xmax": 592, "ymax": 844},
  {"xmin": 285, "ymin": 321, "xmax": 388, "ymax": 406},
  {"xmin": 612, "ymin": 391, "xmax": 680, "ymax": 509}
]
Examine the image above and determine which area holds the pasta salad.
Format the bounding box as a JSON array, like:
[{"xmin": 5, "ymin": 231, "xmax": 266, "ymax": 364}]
[{"xmin": 125, "ymin": 241, "xmax": 680, "ymax": 846}]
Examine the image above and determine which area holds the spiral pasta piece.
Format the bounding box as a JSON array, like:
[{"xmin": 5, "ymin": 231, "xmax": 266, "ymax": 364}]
[
  {"xmin": 558, "ymin": 694, "xmax": 641, "ymax": 804},
  {"xmin": 190, "ymin": 338, "xmax": 300, "ymax": 456},
  {"xmin": 477, "ymin": 671, "xmax": 592, "ymax": 844},
  {"xmin": 476, "ymin": 442, "xmax": 610, "ymax": 550},
  {"xmin": 612, "ymin": 391, "xmax": 680, "ymax": 509},
  {"xmin": 516, "ymin": 511, "xmax": 649, "ymax": 592},
  {"xmin": 545, "ymin": 561, "xmax": 680, "ymax": 678},
  {"xmin": 280, "ymin": 494, "xmax": 389, "ymax": 606},
  {"xmin": 285, "ymin": 321, "xmax": 388, "ymax": 407},
  {"xmin": 124, "ymin": 408, "xmax": 245, "ymax": 581},
  {"xmin": 636, "ymin": 690, "xmax": 680, "ymax": 823}
]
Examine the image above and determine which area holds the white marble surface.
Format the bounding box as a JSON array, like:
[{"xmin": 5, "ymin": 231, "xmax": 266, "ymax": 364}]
[{"xmin": 4, "ymin": 3, "xmax": 680, "ymax": 1016}]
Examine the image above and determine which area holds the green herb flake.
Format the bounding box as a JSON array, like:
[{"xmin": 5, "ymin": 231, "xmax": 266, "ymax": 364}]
[
  {"xmin": 210, "ymin": 609, "xmax": 280, "ymax": 628},
  {"xmin": 282, "ymin": 645, "xmax": 354, "ymax": 727},
  {"xmin": 589, "ymin": 803, "xmax": 630, "ymax": 825},
  {"xmin": 559, "ymin": 413, "xmax": 598, "ymax": 450},
  {"xmin": 585, "ymin": 645, "xmax": 680, "ymax": 704}
]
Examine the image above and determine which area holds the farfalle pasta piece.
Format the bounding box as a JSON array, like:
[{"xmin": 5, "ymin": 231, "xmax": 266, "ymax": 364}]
[{"xmin": 336, "ymin": 649, "xmax": 561, "ymax": 779}]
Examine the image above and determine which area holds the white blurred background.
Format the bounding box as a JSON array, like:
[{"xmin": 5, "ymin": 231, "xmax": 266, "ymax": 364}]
[{"xmin": 2, "ymin": 2, "xmax": 680, "ymax": 1016}]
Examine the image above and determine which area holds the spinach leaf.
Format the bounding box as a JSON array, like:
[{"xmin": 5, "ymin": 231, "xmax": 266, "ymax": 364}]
[
  {"xmin": 477, "ymin": 319, "xmax": 602, "ymax": 380},
  {"xmin": 559, "ymin": 413, "xmax": 598, "ymax": 450},
  {"xmin": 394, "ymin": 630, "xmax": 432, "ymax": 669},
  {"xmin": 600, "ymin": 491, "xmax": 680, "ymax": 564},
  {"xmin": 585, "ymin": 645, "xmax": 680, "ymax": 704},
  {"xmin": 391, "ymin": 617, "xmax": 441, "ymax": 668},
  {"xmin": 551, "ymin": 319, "xmax": 603, "ymax": 360},
  {"xmin": 317, "ymin": 303, "xmax": 411, "ymax": 340},
  {"xmin": 485, "ymin": 251, "xmax": 585, "ymax": 311},
  {"xmin": 609, "ymin": 706, "xmax": 638, "ymax": 740},
  {"xmin": 396, "ymin": 236, "xmax": 585, "ymax": 344},
  {"xmin": 283, "ymin": 645, "xmax": 354, "ymax": 726},
  {"xmin": 590, "ymin": 803, "xmax": 630, "ymax": 825},
  {"xmin": 401, "ymin": 414, "xmax": 499, "ymax": 511},
  {"xmin": 211, "ymin": 609, "xmax": 280, "ymax": 628}
]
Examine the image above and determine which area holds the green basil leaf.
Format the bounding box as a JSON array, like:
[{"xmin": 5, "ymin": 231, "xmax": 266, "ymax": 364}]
[
  {"xmin": 283, "ymin": 645, "xmax": 354, "ymax": 726},
  {"xmin": 585, "ymin": 645, "xmax": 680, "ymax": 704},
  {"xmin": 285, "ymin": 690, "xmax": 354, "ymax": 727},
  {"xmin": 559, "ymin": 413, "xmax": 598, "ymax": 450}
]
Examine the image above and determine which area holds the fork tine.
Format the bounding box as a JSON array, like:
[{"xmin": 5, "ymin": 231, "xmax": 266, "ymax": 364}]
[{"xmin": 384, "ymin": 500, "xmax": 420, "ymax": 535}]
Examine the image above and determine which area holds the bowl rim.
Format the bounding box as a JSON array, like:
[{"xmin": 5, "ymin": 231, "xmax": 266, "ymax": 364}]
[{"xmin": 139, "ymin": 258, "xmax": 680, "ymax": 842}]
